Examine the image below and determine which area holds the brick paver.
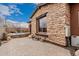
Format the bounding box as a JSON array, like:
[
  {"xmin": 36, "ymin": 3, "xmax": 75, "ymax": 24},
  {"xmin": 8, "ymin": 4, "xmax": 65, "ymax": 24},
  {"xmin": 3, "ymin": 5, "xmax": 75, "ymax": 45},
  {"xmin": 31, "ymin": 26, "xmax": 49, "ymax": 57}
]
[{"xmin": 0, "ymin": 37, "xmax": 71, "ymax": 56}]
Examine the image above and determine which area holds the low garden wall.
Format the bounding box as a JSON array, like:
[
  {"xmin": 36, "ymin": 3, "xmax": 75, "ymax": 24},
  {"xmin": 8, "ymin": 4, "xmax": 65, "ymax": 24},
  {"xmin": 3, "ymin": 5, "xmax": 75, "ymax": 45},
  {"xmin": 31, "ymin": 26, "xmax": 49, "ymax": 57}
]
[{"xmin": 8, "ymin": 32, "xmax": 30, "ymax": 38}]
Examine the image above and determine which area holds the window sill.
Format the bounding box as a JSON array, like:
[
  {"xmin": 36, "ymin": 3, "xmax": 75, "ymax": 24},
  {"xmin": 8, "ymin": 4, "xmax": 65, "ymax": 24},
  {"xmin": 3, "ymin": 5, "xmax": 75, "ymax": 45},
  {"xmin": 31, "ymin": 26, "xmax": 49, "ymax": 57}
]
[{"xmin": 36, "ymin": 32, "xmax": 48, "ymax": 37}]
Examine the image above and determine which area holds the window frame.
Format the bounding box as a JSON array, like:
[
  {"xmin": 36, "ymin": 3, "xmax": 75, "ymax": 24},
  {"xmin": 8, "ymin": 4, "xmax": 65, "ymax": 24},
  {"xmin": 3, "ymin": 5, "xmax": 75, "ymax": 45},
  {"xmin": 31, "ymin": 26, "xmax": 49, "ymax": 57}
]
[{"xmin": 36, "ymin": 12, "xmax": 48, "ymax": 36}]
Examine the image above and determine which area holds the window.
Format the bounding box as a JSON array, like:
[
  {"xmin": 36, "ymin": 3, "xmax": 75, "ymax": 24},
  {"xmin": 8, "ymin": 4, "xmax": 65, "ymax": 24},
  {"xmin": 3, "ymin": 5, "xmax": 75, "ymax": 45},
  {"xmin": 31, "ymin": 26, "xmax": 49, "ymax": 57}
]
[
  {"xmin": 37, "ymin": 12, "xmax": 47, "ymax": 33},
  {"xmin": 39, "ymin": 17, "xmax": 47, "ymax": 32}
]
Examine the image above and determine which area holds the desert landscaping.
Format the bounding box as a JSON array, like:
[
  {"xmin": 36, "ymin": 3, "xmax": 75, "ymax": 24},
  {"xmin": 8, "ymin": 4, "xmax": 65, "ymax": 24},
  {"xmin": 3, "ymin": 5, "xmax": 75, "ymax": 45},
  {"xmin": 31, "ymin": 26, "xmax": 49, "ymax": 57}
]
[{"xmin": 0, "ymin": 3, "xmax": 79, "ymax": 56}]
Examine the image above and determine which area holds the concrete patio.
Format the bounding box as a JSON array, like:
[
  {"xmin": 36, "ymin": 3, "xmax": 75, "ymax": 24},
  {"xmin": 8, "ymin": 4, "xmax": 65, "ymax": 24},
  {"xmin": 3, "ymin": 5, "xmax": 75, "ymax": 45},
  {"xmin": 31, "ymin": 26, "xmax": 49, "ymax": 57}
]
[{"xmin": 0, "ymin": 37, "xmax": 71, "ymax": 56}]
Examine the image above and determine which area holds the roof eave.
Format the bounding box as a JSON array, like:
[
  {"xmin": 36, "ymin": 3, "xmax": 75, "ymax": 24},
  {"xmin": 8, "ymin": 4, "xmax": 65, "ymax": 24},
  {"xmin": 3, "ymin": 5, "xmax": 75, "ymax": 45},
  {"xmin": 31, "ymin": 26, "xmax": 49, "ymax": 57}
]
[{"xmin": 30, "ymin": 3, "xmax": 48, "ymax": 19}]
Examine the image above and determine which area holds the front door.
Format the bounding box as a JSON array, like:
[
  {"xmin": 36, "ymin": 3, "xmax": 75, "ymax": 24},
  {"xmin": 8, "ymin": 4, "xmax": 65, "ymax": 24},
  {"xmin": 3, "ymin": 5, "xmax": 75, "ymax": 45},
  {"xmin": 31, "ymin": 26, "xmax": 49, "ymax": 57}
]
[
  {"xmin": 70, "ymin": 4, "xmax": 79, "ymax": 35},
  {"xmin": 70, "ymin": 4, "xmax": 79, "ymax": 46}
]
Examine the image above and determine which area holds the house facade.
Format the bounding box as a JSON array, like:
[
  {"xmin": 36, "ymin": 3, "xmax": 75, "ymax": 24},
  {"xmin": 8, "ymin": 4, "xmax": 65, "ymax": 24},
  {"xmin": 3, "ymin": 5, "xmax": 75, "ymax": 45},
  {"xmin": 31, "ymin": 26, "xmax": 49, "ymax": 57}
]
[{"xmin": 30, "ymin": 3, "xmax": 79, "ymax": 47}]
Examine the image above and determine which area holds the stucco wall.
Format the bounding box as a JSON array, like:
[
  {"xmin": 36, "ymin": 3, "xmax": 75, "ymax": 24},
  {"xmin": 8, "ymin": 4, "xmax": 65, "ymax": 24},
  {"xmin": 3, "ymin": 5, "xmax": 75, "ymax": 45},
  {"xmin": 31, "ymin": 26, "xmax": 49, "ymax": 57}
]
[{"xmin": 31, "ymin": 3, "xmax": 70, "ymax": 46}]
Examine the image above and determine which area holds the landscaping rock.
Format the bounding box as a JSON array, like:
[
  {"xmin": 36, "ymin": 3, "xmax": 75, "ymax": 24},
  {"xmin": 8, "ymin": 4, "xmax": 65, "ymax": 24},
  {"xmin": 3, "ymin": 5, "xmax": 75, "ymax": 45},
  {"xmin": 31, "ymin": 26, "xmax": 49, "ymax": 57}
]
[{"xmin": 75, "ymin": 50, "xmax": 79, "ymax": 56}]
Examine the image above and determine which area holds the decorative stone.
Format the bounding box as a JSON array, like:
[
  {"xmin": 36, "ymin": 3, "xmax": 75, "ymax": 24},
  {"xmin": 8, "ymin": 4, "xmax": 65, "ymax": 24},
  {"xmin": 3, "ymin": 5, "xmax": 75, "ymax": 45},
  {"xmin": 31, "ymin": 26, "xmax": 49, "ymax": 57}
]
[{"xmin": 31, "ymin": 3, "xmax": 70, "ymax": 46}]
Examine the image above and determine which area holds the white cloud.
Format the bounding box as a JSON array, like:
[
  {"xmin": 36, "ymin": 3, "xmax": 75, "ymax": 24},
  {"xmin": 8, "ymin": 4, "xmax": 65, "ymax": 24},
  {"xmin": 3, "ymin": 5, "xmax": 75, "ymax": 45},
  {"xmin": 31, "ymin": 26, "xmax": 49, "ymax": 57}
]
[
  {"xmin": 0, "ymin": 4, "xmax": 23, "ymax": 16},
  {"xmin": 9, "ymin": 5, "xmax": 23, "ymax": 15},
  {"xmin": 6, "ymin": 19, "xmax": 29, "ymax": 28},
  {"xmin": 0, "ymin": 14, "xmax": 5, "ymax": 19},
  {"xmin": 0, "ymin": 4, "xmax": 25, "ymax": 28},
  {"xmin": 20, "ymin": 22, "xmax": 29, "ymax": 28},
  {"xmin": 7, "ymin": 19, "xmax": 18, "ymax": 23},
  {"xmin": 9, "ymin": 5, "xmax": 16, "ymax": 9},
  {"xmin": 0, "ymin": 4, "xmax": 11, "ymax": 16}
]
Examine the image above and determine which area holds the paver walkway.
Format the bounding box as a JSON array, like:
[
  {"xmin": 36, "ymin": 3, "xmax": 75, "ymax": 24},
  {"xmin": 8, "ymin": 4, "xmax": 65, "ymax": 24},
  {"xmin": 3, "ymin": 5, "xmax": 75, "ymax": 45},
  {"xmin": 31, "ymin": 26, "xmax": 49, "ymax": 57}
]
[{"xmin": 0, "ymin": 37, "xmax": 71, "ymax": 56}]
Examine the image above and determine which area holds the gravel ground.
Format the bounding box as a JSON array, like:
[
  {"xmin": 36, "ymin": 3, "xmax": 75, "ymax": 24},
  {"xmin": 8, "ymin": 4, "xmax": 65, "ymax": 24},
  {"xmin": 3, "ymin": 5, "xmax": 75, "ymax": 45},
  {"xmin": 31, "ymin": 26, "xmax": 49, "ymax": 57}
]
[{"xmin": 0, "ymin": 37, "xmax": 71, "ymax": 56}]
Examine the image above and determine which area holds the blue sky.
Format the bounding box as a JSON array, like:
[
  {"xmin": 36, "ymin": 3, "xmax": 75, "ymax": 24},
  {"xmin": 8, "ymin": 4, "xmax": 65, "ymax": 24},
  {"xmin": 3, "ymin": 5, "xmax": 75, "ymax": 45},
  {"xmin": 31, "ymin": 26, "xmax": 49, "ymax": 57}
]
[{"xmin": 0, "ymin": 3, "xmax": 37, "ymax": 23}]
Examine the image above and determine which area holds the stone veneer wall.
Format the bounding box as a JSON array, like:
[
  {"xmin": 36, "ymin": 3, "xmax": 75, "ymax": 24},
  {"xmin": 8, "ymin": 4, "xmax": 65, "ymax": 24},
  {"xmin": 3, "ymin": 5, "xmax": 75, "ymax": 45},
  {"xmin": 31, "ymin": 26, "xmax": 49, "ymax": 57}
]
[{"xmin": 31, "ymin": 3, "xmax": 70, "ymax": 46}]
